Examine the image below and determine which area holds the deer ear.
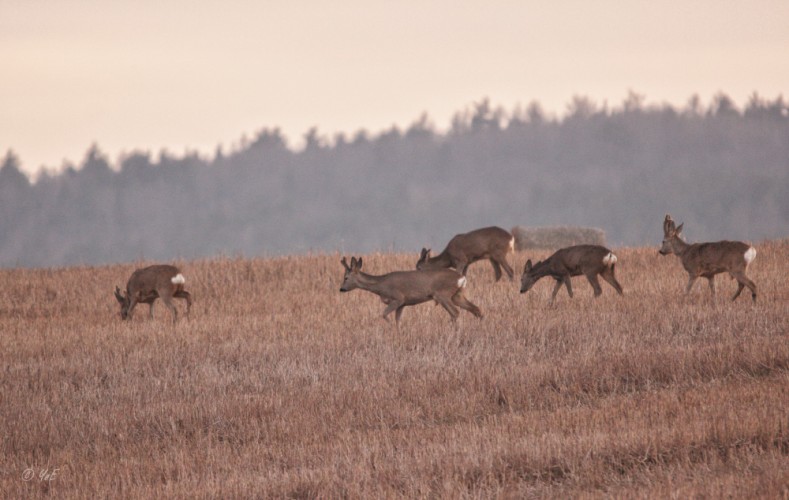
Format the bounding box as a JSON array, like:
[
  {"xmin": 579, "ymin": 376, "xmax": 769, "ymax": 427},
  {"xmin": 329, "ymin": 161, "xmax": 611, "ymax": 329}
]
[
  {"xmin": 419, "ymin": 248, "xmax": 428, "ymax": 260},
  {"xmin": 356, "ymin": 257, "xmax": 363, "ymax": 269},
  {"xmin": 675, "ymin": 223, "xmax": 683, "ymax": 234},
  {"xmin": 341, "ymin": 257, "xmax": 350, "ymax": 271},
  {"xmin": 524, "ymin": 259, "xmax": 532, "ymax": 272},
  {"xmin": 664, "ymin": 214, "xmax": 674, "ymax": 233}
]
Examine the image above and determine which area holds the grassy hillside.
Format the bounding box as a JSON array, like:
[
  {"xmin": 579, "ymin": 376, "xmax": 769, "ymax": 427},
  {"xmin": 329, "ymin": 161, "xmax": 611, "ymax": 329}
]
[{"xmin": 2, "ymin": 242, "xmax": 788, "ymax": 498}]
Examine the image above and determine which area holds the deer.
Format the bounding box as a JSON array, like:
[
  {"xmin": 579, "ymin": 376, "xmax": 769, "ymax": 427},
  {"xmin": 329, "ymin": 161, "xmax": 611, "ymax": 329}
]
[
  {"xmin": 416, "ymin": 226, "xmax": 515, "ymax": 281},
  {"xmin": 520, "ymin": 245, "xmax": 623, "ymax": 304},
  {"xmin": 659, "ymin": 214, "xmax": 757, "ymax": 301},
  {"xmin": 340, "ymin": 256, "xmax": 482, "ymax": 328},
  {"xmin": 114, "ymin": 264, "xmax": 193, "ymax": 323}
]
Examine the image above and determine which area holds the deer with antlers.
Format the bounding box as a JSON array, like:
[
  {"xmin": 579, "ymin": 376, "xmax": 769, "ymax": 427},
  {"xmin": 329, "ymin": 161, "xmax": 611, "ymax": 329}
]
[
  {"xmin": 340, "ymin": 256, "xmax": 482, "ymax": 328},
  {"xmin": 659, "ymin": 214, "xmax": 757, "ymax": 301}
]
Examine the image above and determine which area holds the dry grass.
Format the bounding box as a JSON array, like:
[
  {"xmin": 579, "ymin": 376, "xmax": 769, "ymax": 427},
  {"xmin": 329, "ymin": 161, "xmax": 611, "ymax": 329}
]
[{"xmin": 2, "ymin": 241, "xmax": 789, "ymax": 498}]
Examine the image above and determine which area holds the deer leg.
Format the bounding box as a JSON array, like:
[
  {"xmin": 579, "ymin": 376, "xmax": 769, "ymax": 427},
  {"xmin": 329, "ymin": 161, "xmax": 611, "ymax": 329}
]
[
  {"xmin": 127, "ymin": 297, "xmax": 139, "ymax": 320},
  {"xmin": 160, "ymin": 294, "xmax": 178, "ymax": 324},
  {"xmin": 451, "ymin": 256, "xmax": 469, "ymax": 276},
  {"xmin": 498, "ymin": 255, "xmax": 515, "ymax": 281},
  {"xmin": 452, "ymin": 290, "xmax": 483, "ymax": 318},
  {"xmin": 435, "ymin": 296, "xmax": 460, "ymax": 321},
  {"xmin": 489, "ymin": 259, "xmax": 503, "ymax": 282},
  {"xmin": 563, "ymin": 276, "xmax": 574, "ymax": 298},
  {"xmin": 381, "ymin": 301, "xmax": 402, "ymax": 322},
  {"xmin": 586, "ymin": 273, "xmax": 603, "ymax": 297},
  {"xmin": 732, "ymin": 282, "xmax": 745, "ymax": 301},
  {"xmin": 685, "ymin": 276, "xmax": 698, "ymax": 295},
  {"xmin": 707, "ymin": 276, "xmax": 715, "ymax": 296},
  {"xmin": 548, "ymin": 279, "xmax": 563, "ymax": 304},
  {"xmin": 746, "ymin": 277, "xmax": 757, "ymax": 302},
  {"xmin": 730, "ymin": 272, "xmax": 757, "ymax": 302},
  {"xmin": 175, "ymin": 290, "xmax": 192, "ymax": 319},
  {"xmin": 394, "ymin": 305, "xmax": 407, "ymax": 327},
  {"xmin": 148, "ymin": 302, "xmax": 155, "ymax": 319},
  {"xmin": 601, "ymin": 268, "xmax": 624, "ymax": 295}
]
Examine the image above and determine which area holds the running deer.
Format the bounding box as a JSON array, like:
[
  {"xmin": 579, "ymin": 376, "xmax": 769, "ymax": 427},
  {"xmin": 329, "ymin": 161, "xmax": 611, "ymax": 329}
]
[
  {"xmin": 416, "ymin": 226, "xmax": 515, "ymax": 281},
  {"xmin": 659, "ymin": 214, "xmax": 757, "ymax": 301},
  {"xmin": 520, "ymin": 245, "xmax": 623, "ymax": 304},
  {"xmin": 114, "ymin": 265, "xmax": 193, "ymax": 323},
  {"xmin": 340, "ymin": 256, "xmax": 482, "ymax": 328}
]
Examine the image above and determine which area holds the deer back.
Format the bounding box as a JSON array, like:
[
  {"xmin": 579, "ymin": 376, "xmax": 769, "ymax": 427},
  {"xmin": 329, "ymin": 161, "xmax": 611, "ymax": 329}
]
[
  {"xmin": 381, "ymin": 269, "xmax": 466, "ymax": 301},
  {"xmin": 681, "ymin": 240, "xmax": 754, "ymax": 275},
  {"xmin": 555, "ymin": 245, "xmax": 615, "ymax": 273},
  {"xmin": 127, "ymin": 265, "xmax": 183, "ymax": 297},
  {"xmin": 446, "ymin": 226, "xmax": 513, "ymax": 257}
]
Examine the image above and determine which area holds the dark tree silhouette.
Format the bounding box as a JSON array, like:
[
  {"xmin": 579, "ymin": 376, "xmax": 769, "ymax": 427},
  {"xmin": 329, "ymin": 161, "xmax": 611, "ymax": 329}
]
[{"xmin": 1, "ymin": 94, "xmax": 787, "ymax": 267}]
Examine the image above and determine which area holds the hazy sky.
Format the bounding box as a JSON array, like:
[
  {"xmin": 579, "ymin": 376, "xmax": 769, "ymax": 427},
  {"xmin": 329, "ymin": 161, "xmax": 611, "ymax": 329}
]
[{"xmin": 2, "ymin": 0, "xmax": 788, "ymax": 175}]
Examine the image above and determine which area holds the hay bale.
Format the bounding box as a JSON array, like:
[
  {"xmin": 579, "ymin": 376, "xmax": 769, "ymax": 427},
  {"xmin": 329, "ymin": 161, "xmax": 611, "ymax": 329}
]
[{"xmin": 511, "ymin": 225, "xmax": 606, "ymax": 251}]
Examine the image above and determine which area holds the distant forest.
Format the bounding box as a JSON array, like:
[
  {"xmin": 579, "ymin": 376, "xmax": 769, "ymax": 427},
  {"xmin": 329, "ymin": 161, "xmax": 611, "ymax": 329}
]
[{"xmin": 2, "ymin": 93, "xmax": 788, "ymax": 268}]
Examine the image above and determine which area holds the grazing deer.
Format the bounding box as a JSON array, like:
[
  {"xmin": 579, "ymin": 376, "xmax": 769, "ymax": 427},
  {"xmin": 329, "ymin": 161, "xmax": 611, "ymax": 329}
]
[
  {"xmin": 114, "ymin": 265, "xmax": 193, "ymax": 323},
  {"xmin": 659, "ymin": 214, "xmax": 757, "ymax": 301},
  {"xmin": 340, "ymin": 256, "xmax": 482, "ymax": 328},
  {"xmin": 520, "ymin": 245, "xmax": 623, "ymax": 304},
  {"xmin": 417, "ymin": 226, "xmax": 515, "ymax": 281}
]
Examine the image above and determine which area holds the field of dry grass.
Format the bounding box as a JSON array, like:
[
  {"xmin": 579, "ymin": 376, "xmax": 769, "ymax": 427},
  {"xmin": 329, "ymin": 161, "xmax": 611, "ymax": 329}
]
[{"xmin": 2, "ymin": 241, "xmax": 788, "ymax": 498}]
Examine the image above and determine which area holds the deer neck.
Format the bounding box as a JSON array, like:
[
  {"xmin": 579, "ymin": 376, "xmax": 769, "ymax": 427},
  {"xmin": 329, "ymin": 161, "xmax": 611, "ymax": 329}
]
[
  {"xmin": 528, "ymin": 261, "xmax": 554, "ymax": 280},
  {"xmin": 670, "ymin": 235, "xmax": 690, "ymax": 256},
  {"xmin": 430, "ymin": 251, "xmax": 453, "ymax": 267},
  {"xmin": 355, "ymin": 272, "xmax": 389, "ymax": 294}
]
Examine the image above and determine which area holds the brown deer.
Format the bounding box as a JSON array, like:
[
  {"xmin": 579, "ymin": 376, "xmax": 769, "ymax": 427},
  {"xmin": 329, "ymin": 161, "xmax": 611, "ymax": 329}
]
[
  {"xmin": 520, "ymin": 245, "xmax": 623, "ymax": 304},
  {"xmin": 417, "ymin": 226, "xmax": 515, "ymax": 281},
  {"xmin": 340, "ymin": 256, "xmax": 482, "ymax": 328},
  {"xmin": 114, "ymin": 265, "xmax": 193, "ymax": 323},
  {"xmin": 659, "ymin": 214, "xmax": 757, "ymax": 301}
]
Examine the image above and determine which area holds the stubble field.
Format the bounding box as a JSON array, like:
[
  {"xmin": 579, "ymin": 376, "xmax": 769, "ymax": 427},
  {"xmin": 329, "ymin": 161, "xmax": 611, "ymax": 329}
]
[{"xmin": 2, "ymin": 241, "xmax": 788, "ymax": 498}]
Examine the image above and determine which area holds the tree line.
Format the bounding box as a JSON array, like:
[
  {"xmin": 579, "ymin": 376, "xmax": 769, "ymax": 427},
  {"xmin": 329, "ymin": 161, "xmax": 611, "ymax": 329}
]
[{"xmin": 1, "ymin": 92, "xmax": 788, "ymax": 268}]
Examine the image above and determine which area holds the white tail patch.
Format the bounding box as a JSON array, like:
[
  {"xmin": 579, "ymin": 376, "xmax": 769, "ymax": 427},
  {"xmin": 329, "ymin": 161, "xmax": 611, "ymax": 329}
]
[
  {"xmin": 602, "ymin": 252, "xmax": 617, "ymax": 267},
  {"xmin": 457, "ymin": 276, "xmax": 467, "ymax": 288},
  {"xmin": 171, "ymin": 274, "xmax": 186, "ymax": 285},
  {"xmin": 744, "ymin": 247, "xmax": 756, "ymax": 266},
  {"xmin": 508, "ymin": 237, "xmax": 515, "ymax": 253}
]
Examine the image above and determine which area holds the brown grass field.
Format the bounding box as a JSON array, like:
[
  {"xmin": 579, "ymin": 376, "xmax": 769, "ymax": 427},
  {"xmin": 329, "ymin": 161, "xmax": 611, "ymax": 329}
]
[{"xmin": 2, "ymin": 241, "xmax": 789, "ymax": 498}]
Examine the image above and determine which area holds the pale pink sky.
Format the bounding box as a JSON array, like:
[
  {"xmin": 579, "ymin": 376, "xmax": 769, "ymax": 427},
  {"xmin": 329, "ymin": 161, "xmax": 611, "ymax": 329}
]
[{"xmin": 2, "ymin": 0, "xmax": 788, "ymax": 175}]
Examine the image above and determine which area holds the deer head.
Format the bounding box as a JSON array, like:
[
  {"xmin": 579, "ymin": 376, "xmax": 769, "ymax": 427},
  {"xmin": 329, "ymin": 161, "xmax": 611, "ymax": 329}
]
[
  {"xmin": 416, "ymin": 248, "xmax": 431, "ymax": 270},
  {"xmin": 520, "ymin": 259, "xmax": 539, "ymax": 293},
  {"xmin": 339, "ymin": 256, "xmax": 363, "ymax": 292},
  {"xmin": 660, "ymin": 214, "xmax": 685, "ymax": 255},
  {"xmin": 114, "ymin": 286, "xmax": 131, "ymax": 319}
]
